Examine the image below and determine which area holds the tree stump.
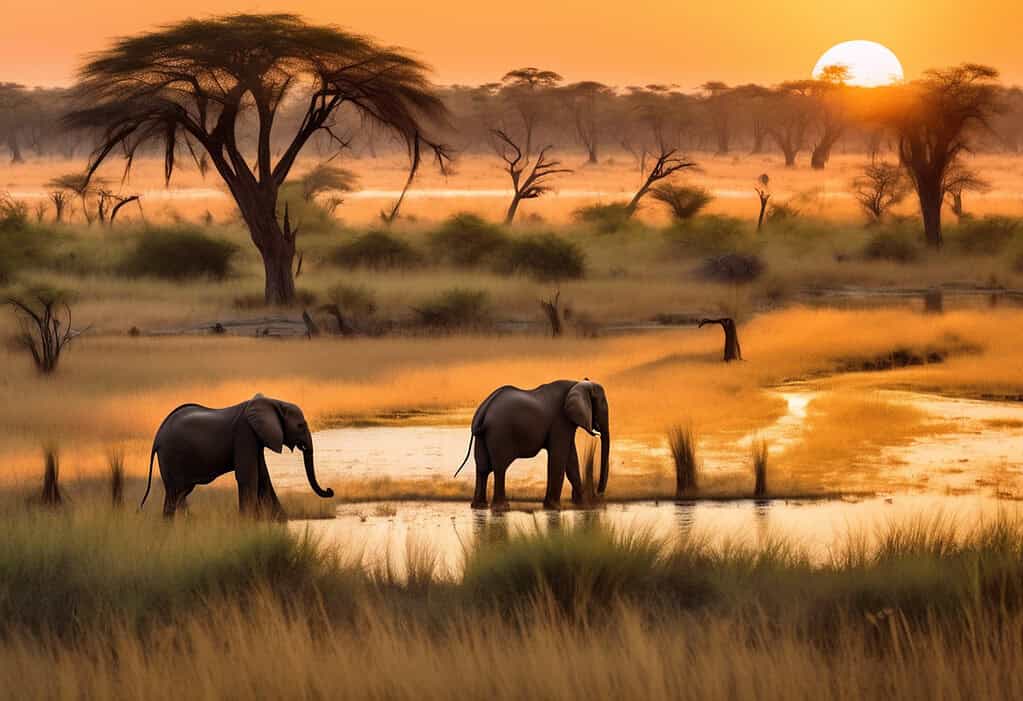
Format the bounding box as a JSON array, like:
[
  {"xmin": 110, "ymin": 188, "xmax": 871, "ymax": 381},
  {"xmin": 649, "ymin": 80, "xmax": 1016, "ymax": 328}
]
[{"xmin": 699, "ymin": 318, "xmax": 742, "ymax": 362}]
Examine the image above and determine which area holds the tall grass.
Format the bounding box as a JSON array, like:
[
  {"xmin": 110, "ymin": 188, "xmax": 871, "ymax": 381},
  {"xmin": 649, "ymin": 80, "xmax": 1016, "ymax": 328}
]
[
  {"xmin": 668, "ymin": 424, "xmax": 698, "ymax": 498},
  {"xmin": 106, "ymin": 447, "xmax": 125, "ymax": 507},
  {"xmin": 5, "ymin": 505, "xmax": 1023, "ymax": 697}
]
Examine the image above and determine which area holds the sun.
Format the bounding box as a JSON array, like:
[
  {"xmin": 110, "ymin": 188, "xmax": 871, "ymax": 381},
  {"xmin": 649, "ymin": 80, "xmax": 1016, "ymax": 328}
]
[{"xmin": 813, "ymin": 40, "xmax": 904, "ymax": 87}]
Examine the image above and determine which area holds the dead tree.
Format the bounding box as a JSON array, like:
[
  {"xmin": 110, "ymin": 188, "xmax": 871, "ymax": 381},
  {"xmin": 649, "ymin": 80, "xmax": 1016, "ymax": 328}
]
[
  {"xmin": 381, "ymin": 132, "xmax": 427, "ymax": 225},
  {"xmin": 755, "ymin": 174, "xmax": 771, "ymax": 232},
  {"xmin": 625, "ymin": 149, "xmax": 696, "ymax": 217},
  {"xmin": 492, "ymin": 129, "xmax": 572, "ymax": 224},
  {"xmin": 699, "ymin": 318, "xmax": 742, "ymax": 362},
  {"xmin": 7, "ymin": 290, "xmax": 88, "ymax": 374},
  {"xmin": 539, "ymin": 290, "xmax": 563, "ymax": 337}
]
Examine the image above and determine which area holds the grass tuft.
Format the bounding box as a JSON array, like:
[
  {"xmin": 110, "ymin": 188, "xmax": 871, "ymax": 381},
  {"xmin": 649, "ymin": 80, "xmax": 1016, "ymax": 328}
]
[{"xmin": 668, "ymin": 424, "xmax": 699, "ymax": 498}]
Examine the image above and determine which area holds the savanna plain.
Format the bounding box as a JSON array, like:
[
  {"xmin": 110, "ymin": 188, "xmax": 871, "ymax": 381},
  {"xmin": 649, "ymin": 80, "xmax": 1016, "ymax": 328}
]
[{"xmin": 6, "ymin": 33, "xmax": 1023, "ymax": 698}]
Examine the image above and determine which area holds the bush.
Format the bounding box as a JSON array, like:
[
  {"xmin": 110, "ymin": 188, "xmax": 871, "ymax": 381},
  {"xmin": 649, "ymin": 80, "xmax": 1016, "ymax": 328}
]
[
  {"xmin": 664, "ymin": 215, "xmax": 751, "ymax": 257},
  {"xmin": 573, "ymin": 203, "xmax": 633, "ymax": 233},
  {"xmin": 413, "ymin": 288, "xmax": 492, "ymax": 330},
  {"xmin": 765, "ymin": 201, "xmax": 800, "ymax": 225},
  {"xmin": 0, "ymin": 198, "xmax": 60, "ymax": 284},
  {"xmin": 699, "ymin": 253, "xmax": 765, "ymax": 284},
  {"xmin": 325, "ymin": 283, "xmax": 377, "ymax": 321},
  {"xmin": 863, "ymin": 224, "xmax": 922, "ymax": 263},
  {"xmin": 494, "ymin": 233, "xmax": 585, "ymax": 281},
  {"xmin": 650, "ymin": 185, "xmax": 712, "ymax": 221},
  {"xmin": 428, "ymin": 213, "xmax": 509, "ymax": 267},
  {"xmin": 119, "ymin": 227, "xmax": 239, "ymax": 280},
  {"xmin": 330, "ymin": 230, "xmax": 423, "ymax": 270},
  {"xmin": 952, "ymin": 216, "xmax": 1021, "ymax": 255}
]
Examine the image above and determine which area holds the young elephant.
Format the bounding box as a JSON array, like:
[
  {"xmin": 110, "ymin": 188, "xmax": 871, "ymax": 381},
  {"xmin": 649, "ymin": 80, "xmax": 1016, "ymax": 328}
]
[
  {"xmin": 455, "ymin": 379, "xmax": 610, "ymax": 510},
  {"xmin": 141, "ymin": 394, "xmax": 334, "ymax": 519}
]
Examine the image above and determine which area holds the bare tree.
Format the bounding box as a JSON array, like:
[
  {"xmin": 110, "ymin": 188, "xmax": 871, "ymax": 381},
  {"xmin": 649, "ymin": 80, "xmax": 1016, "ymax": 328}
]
[
  {"xmin": 888, "ymin": 64, "xmax": 1002, "ymax": 247},
  {"xmin": 64, "ymin": 14, "xmax": 451, "ymax": 304},
  {"xmin": 6, "ymin": 289, "xmax": 88, "ymax": 374},
  {"xmin": 625, "ymin": 149, "xmax": 696, "ymax": 216},
  {"xmin": 492, "ymin": 129, "xmax": 571, "ymax": 224},
  {"xmin": 853, "ymin": 162, "xmax": 910, "ymax": 223}
]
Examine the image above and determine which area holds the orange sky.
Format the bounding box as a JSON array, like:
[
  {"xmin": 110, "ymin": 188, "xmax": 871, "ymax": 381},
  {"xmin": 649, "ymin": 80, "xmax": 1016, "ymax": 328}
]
[{"xmin": 3, "ymin": 1, "xmax": 1022, "ymax": 89}]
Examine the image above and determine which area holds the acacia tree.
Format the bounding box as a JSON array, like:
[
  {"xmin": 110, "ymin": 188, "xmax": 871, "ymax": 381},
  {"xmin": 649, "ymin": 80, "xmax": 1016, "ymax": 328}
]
[
  {"xmin": 852, "ymin": 162, "xmax": 909, "ymax": 224},
  {"xmin": 765, "ymin": 81, "xmax": 814, "ymax": 167},
  {"xmin": 0, "ymin": 83, "xmax": 28, "ymax": 163},
  {"xmin": 563, "ymin": 81, "xmax": 612, "ymax": 164},
  {"xmin": 701, "ymin": 82, "xmax": 736, "ymax": 155},
  {"xmin": 499, "ymin": 67, "xmax": 563, "ymax": 160},
  {"xmin": 809, "ymin": 65, "xmax": 851, "ymax": 169},
  {"xmin": 888, "ymin": 64, "xmax": 1001, "ymax": 248},
  {"xmin": 65, "ymin": 14, "xmax": 450, "ymax": 304}
]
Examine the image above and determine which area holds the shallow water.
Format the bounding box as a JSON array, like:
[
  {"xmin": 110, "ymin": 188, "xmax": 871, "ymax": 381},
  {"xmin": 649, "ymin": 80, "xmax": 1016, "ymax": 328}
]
[
  {"xmin": 291, "ymin": 494, "xmax": 1018, "ymax": 578},
  {"xmin": 264, "ymin": 386, "xmax": 1023, "ymax": 575}
]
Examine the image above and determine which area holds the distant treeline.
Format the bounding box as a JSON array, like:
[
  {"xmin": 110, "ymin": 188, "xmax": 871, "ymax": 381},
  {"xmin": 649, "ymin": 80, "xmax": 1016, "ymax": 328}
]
[{"xmin": 3, "ymin": 70, "xmax": 1023, "ymax": 168}]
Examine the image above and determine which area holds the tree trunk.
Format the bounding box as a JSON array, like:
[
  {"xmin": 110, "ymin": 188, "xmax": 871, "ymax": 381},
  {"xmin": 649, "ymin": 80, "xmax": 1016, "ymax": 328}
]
[
  {"xmin": 783, "ymin": 148, "xmax": 797, "ymax": 167},
  {"xmin": 917, "ymin": 182, "xmax": 944, "ymax": 249},
  {"xmin": 700, "ymin": 318, "xmax": 742, "ymax": 362},
  {"xmin": 262, "ymin": 246, "xmax": 296, "ymax": 305},
  {"xmin": 505, "ymin": 194, "xmax": 522, "ymax": 225},
  {"xmin": 587, "ymin": 144, "xmax": 599, "ymax": 164}
]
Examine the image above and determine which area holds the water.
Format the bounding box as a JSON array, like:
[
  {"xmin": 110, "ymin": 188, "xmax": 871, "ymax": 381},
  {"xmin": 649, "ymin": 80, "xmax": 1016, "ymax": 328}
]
[{"xmin": 263, "ymin": 387, "xmax": 1023, "ymax": 576}]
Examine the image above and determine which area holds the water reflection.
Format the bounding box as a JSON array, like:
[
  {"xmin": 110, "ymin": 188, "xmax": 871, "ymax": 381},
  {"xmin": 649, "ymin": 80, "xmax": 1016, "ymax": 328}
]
[{"xmin": 297, "ymin": 494, "xmax": 1019, "ymax": 580}]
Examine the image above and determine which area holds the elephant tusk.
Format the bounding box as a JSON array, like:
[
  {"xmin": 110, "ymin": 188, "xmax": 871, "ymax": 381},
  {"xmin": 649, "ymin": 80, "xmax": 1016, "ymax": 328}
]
[{"xmin": 590, "ymin": 429, "xmax": 601, "ymax": 438}]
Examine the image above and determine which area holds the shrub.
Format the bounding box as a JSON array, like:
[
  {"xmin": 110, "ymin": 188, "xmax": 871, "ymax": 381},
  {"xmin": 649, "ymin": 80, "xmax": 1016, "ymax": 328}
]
[
  {"xmin": 495, "ymin": 233, "xmax": 585, "ymax": 281},
  {"xmin": 0, "ymin": 193, "xmax": 29, "ymax": 232},
  {"xmin": 413, "ymin": 288, "xmax": 492, "ymax": 330},
  {"xmin": 119, "ymin": 227, "xmax": 238, "ymax": 279},
  {"xmin": 0, "ymin": 196, "xmax": 57, "ymax": 284},
  {"xmin": 650, "ymin": 185, "xmax": 712, "ymax": 221},
  {"xmin": 330, "ymin": 230, "xmax": 423, "ymax": 270},
  {"xmin": 765, "ymin": 201, "xmax": 800, "ymax": 226},
  {"xmin": 863, "ymin": 224, "xmax": 922, "ymax": 263},
  {"xmin": 699, "ymin": 253, "xmax": 765, "ymax": 284},
  {"xmin": 428, "ymin": 213, "xmax": 509, "ymax": 267},
  {"xmin": 326, "ymin": 283, "xmax": 377, "ymax": 320},
  {"xmin": 664, "ymin": 215, "xmax": 751, "ymax": 257},
  {"xmin": 573, "ymin": 203, "xmax": 633, "ymax": 233},
  {"xmin": 952, "ymin": 216, "xmax": 1021, "ymax": 255}
]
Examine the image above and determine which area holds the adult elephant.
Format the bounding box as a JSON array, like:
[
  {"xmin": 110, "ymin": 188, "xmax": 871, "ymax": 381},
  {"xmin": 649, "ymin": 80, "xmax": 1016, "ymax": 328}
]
[
  {"xmin": 141, "ymin": 394, "xmax": 334, "ymax": 519},
  {"xmin": 455, "ymin": 379, "xmax": 610, "ymax": 510}
]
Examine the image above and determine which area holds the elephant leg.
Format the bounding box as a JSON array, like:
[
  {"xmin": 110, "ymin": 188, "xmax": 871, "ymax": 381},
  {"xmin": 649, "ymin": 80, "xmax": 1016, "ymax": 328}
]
[
  {"xmin": 566, "ymin": 443, "xmax": 584, "ymax": 505},
  {"xmin": 544, "ymin": 441, "xmax": 568, "ymax": 510},
  {"xmin": 471, "ymin": 438, "xmax": 491, "ymax": 509},
  {"xmin": 257, "ymin": 455, "xmax": 286, "ymax": 522},
  {"xmin": 163, "ymin": 484, "xmax": 193, "ymax": 518},
  {"xmin": 491, "ymin": 460, "xmax": 513, "ymax": 512}
]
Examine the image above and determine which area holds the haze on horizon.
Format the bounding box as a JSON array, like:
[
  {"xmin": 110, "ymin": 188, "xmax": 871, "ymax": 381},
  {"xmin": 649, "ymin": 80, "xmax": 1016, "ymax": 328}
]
[{"xmin": 3, "ymin": 0, "xmax": 1023, "ymax": 89}]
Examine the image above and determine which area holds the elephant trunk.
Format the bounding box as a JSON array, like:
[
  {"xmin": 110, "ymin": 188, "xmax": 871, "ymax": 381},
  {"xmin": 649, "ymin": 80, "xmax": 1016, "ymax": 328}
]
[
  {"xmin": 302, "ymin": 447, "xmax": 334, "ymax": 498},
  {"xmin": 597, "ymin": 427, "xmax": 610, "ymax": 495}
]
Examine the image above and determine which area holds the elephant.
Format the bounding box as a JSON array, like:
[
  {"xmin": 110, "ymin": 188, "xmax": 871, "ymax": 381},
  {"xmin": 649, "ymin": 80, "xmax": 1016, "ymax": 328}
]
[
  {"xmin": 454, "ymin": 379, "xmax": 610, "ymax": 510},
  {"xmin": 140, "ymin": 394, "xmax": 334, "ymax": 519}
]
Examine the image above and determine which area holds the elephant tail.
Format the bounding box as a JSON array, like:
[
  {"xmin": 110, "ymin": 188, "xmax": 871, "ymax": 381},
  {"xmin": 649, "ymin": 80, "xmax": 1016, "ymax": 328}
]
[
  {"xmin": 453, "ymin": 433, "xmax": 474, "ymax": 478},
  {"xmin": 453, "ymin": 386, "xmax": 513, "ymax": 478},
  {"xmin": 139, "ymin": 443, "xmax": 157, "ymax": 511}
]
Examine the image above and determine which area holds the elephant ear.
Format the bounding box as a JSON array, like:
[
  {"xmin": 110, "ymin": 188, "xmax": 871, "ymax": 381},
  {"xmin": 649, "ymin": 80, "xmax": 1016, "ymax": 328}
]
[
  {"xmin": 564, "ymin": 382, "xmax": 594, "ymax": 432},
  {"xmin": 245, "ymin": 395, "xmax": 284, "ymax": 453}
]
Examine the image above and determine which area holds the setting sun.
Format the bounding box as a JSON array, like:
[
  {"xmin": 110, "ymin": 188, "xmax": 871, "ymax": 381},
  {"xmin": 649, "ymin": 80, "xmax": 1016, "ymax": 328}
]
[{"xmin": 813, "ymin": 40, "xmax": 904, "ymax": 87}]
